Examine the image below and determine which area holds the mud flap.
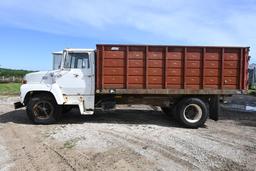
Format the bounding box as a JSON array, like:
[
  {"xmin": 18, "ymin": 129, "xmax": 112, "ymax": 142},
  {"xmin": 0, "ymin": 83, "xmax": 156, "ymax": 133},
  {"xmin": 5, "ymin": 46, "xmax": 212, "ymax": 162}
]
[
  {"xmin": 209, "ymin": 95, "xmax": 219, "ymax": 121},
  {"xmin": 14, "ymin": 102, "xmax": 24, "ymax": 109}
]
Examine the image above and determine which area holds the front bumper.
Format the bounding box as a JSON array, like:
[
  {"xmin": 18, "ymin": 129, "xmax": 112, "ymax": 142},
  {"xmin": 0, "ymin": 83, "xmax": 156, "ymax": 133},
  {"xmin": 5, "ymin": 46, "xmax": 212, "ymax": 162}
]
[{"xmin": 14, "ymin": 102, "xmax": 24, "ymax": 109}]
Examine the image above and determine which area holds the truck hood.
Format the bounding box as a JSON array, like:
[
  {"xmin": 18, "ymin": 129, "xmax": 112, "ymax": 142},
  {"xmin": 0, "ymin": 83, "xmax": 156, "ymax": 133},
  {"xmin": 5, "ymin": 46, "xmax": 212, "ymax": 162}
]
[{"xmin": 25, "ymin": 71, "xmax": 51, "ymax": 84}]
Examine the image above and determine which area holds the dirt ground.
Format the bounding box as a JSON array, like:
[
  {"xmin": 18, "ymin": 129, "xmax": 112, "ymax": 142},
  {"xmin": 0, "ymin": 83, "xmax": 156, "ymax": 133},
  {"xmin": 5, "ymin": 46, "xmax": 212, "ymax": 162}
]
[{"xmin": 0, "ymin": 95, "xmax": 256, "ymax": 171}]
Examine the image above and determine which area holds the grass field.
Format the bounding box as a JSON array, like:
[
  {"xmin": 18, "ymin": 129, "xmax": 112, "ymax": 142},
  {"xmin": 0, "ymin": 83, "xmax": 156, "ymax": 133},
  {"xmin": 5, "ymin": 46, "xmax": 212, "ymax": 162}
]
[
  {"xmin": 248, "ymin": 89, "xmax": 256, "ymax": 96},
  {"xmin": 0, "ymin": 83, "xmax": 21, "ymax": 95}
]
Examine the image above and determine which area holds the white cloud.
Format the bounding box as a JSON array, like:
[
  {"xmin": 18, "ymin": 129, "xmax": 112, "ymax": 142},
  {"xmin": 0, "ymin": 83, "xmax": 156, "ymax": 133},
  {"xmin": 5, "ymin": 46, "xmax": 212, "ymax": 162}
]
[{"xmin": 0, "ymin": 0, "xmax": 255, "ymax": 63}]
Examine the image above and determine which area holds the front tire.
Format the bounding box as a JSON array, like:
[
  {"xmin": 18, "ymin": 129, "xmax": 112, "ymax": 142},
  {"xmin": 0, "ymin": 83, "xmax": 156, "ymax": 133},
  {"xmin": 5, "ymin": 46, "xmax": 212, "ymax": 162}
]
[
  {"xmin": 177, "ymin": 98, "xmax": 208, "ymax": 128},
  {"xmin": 26, "ymin": 95, "xmax": 62, "ymax": 124}
]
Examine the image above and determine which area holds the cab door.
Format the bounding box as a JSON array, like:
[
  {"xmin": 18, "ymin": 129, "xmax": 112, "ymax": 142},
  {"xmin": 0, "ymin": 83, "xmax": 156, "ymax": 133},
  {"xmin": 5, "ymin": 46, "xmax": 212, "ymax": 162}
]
[{"xmin": 55, "ymin": 52, "xmax": 95, "ymax": 110}]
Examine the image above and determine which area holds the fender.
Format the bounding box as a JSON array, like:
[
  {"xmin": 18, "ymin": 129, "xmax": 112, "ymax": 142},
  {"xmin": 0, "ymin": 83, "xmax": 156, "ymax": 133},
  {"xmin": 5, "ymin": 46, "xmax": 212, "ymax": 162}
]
[{"xmin": 20, "ymin": 83, "xmax": 65, "ymax": 105}]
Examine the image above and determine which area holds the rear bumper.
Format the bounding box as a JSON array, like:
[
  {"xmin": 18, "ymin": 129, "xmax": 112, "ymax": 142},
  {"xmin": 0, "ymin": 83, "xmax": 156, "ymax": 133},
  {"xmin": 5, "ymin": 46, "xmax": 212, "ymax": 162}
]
[{"xmin": 14, "ymin": 102, "xmax": 24, "ymax": 109}]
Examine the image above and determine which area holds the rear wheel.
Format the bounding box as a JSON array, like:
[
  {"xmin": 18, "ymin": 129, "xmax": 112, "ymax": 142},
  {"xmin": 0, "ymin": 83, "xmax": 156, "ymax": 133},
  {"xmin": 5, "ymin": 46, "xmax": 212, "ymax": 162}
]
[
  {"xmin": 26, "ymin": 95, "xmax": 62, "ymax": 124},
  {"xmin": 177, "ymin": 98, "xmax": 208, "ymax": 128}
]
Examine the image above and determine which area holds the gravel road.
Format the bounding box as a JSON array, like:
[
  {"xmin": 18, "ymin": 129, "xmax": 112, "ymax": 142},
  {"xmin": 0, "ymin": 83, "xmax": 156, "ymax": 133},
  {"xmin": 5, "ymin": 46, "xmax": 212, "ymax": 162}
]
[{"xmin": 0, "ymin": 96, "xmax": 255, "ymax": 171}]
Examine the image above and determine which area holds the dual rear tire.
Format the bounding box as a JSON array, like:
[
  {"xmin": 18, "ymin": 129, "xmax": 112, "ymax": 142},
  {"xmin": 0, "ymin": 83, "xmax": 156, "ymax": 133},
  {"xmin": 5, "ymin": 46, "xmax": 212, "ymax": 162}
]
[{"xmin": 162, "ymin": 98, "xmax": 208, "ymax": 128}]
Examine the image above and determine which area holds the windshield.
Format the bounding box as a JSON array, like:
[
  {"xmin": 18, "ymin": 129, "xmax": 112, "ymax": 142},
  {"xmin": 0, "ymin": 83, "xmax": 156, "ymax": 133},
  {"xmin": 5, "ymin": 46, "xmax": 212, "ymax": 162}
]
[
  {"xmin": 64, "ymin": 53, "xmax": 90, "ymax": 69},
  {"xmin": 52, "ymin": 53, "xmax": 62, "ymax": 70}
]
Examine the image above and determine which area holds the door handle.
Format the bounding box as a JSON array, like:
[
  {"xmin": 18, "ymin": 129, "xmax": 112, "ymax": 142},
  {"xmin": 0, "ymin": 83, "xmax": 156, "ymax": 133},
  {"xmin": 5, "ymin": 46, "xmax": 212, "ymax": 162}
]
[
  {"xmin": 73, "ymin": 74, "xmax": 79, "ymax": 77},
  {"xmin": 56, "ymin": 74, "xmax": 62, "ymax": 78}
]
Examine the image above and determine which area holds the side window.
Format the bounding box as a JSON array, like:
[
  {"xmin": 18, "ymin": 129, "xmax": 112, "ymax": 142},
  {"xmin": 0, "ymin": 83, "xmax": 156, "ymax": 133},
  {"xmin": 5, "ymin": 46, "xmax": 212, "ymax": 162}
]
[
  {"xmin": 64, "ymin": 55, "xmax": 72, "ymax": 68},
  {"xmin": 82, "ymin": 56, "xmax": 90, "ymax": 68},
  {"xmin": 75, "ymin": 56, "xmax": 90, "ymax": 69},
  {"xmin": 66, "ymin": 53, "xmax": 90, "ymax": 69},
  {"xmin": 71, "ymin": 57, "xmax": 76, "ymax": 68},
  {"xmin": 77, "ymin": 58, "xmax": 83, "ymax": 68}
]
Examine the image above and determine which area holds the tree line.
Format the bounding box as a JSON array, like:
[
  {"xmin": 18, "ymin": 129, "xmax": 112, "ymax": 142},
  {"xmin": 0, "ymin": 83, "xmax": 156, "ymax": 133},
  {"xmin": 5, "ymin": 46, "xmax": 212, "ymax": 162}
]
[{"xmin": 0, "ymin": 68, "xmax": 34, "ymax": 77}]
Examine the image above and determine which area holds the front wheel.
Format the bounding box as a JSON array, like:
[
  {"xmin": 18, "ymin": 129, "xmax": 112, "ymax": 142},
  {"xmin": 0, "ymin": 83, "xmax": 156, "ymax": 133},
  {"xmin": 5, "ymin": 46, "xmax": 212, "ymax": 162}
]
[
  {"xmin": 177, "ymin": 98, "xmax": 208, "ymax": 128},
  {"xmin": 26, "ymin": 95, "xmax": 62, "ymax": 124}
]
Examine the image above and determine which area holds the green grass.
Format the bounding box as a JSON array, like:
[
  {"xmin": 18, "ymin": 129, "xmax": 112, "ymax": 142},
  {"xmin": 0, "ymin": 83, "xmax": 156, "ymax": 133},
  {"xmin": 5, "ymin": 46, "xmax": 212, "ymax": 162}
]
[
  {"xmin": 63, "ymin": 139, "xmax": 78, "ymax": 149},
  {"xmin": 248, "ymin": 89, "xmax": 256, "ymax": 96},
  {"xmin": 0, "ymin": 83, "xmax": 21, "ymax": 95},
  {"xmin": 250, "ymin": 84, "xmax": 256, "ymax": 90}
]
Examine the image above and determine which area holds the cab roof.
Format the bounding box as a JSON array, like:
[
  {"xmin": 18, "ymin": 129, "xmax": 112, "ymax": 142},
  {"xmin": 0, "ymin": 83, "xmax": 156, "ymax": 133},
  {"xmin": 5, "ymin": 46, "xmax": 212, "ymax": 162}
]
[
  {"xmin": 52, "ymin": 51, "xmax": 63, "ymax": 55},
  {"xmin": 64, "ymin": 48, "xmax": 95, "ymax": 53}
]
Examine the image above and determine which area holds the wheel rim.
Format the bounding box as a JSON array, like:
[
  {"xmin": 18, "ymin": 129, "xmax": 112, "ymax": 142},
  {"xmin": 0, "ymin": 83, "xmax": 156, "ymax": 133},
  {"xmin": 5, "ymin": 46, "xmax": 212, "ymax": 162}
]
[
  {"xmin": 183, "ymin": 104, "xmax": 202, "ymax": 123},
  {"xmin": 33, "ymin": 100, "xmax": 53, "ymax": 119}
]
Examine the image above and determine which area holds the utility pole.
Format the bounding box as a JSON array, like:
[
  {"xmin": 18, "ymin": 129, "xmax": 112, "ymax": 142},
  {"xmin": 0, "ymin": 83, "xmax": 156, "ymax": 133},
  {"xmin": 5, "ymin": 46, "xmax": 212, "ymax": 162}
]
[{"xmin": 253, "ymin": 67, "xmax": 256, "ymax": 88}]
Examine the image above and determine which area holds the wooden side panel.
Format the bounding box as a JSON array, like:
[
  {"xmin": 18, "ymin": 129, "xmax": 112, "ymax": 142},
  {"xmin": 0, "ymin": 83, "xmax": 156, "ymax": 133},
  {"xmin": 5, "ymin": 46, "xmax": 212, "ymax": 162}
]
[
  {"xmin": 147, "ymin": 47, "xmax": 164, "ymax": 88},
  {"xmin": 96, "ymin": 44, "xmax": 249, "ymax": 93},
  {"xmin": 167, "ymin": 47, "xmax": 183, "ymax": 89},
  {"xmin": 204, "ymin": 48, "xmax": 221, "ymax": 89},
  {"xmin": 223, "ymin": 48, "xmax": 240, "ymax": 89}
]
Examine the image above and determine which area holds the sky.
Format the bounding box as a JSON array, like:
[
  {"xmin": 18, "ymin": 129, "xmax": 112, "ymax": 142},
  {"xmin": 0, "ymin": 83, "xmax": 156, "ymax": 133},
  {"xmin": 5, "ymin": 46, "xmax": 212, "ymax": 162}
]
[{"xmin": 0, "ymin": 0, "xmax": 256, "ymax": 70}]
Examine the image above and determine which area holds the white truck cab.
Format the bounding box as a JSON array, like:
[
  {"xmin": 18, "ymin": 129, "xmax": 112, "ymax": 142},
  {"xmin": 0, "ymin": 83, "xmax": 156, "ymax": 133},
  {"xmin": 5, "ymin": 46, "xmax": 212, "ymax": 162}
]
[{"xmin": 15, "ymin": 48, "xmax": 96, "ymax": 124}]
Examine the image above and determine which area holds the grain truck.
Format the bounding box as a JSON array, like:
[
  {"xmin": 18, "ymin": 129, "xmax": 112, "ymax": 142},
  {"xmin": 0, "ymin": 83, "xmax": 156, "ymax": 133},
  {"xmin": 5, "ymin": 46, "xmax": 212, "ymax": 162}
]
[{"xmin": 14, "ymin": 44, "xmax": 249, "ymax": 128}]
